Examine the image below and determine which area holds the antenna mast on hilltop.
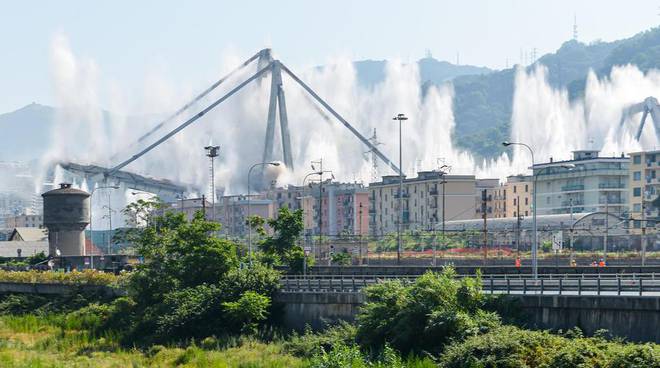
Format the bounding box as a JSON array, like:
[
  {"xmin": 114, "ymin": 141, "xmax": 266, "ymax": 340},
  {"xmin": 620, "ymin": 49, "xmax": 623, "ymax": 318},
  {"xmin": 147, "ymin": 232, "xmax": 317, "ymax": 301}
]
[{"xmin": 573, "ymin": 14, "xmax": 578, "ymax": 41}]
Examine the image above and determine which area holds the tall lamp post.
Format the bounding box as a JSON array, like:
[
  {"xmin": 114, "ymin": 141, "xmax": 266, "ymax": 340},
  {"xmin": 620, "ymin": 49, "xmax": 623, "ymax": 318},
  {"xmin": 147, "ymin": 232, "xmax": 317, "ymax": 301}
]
[
  {"xmin": 89, "ymin": 185, "xmax": 119, "ymax": 269},
  {"xmin": 502, "ymin": 141, "xmax": 575, "ymax": 278},
  {"xmin": 247, "ymin": 161, "xmax": 280, "ymax": 266},
  {"xmin": 502, "ymin": 141, "xmax": 536, "ymax": 276},
  {"xmin": 393, "ymin": 113, "xmax": 408, "ymax": 265}
]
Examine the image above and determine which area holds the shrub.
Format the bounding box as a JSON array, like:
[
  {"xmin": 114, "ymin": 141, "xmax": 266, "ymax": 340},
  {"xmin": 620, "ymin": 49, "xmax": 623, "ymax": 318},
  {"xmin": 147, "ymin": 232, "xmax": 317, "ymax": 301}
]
[
  {"xmin": 0, "ymin": 269, "xmax": 122, "ymax": 286},
  {"xmin": 222, "ymin": 291, "xmax": 271, "ymax": 334},
  {"xmin": 356, "ymin": 268, "xmax": 499, "ymax": 354},
  {"xmin": 608, "ymin": 343, "xmax": 660, "ymax": 368},
  {"xmin": 439, "ymin": 326, "xmax": 565, "ymax": 368},
  {"xmin": 284, "ymin": 321, "xmax": 358, "ymax": 358}
]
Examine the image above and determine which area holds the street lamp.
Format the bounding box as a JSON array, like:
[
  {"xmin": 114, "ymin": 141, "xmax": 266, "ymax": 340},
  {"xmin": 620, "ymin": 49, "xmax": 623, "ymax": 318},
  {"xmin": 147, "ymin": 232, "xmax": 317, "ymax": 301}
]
[
  {"xmin": 393, "ymin": 113, "xmax": 408, "ymax": 265},
  {"xmin": 89, "ymin": 185, "xmax": 119, "ymax": 269},
  {"xmin": 247, "ymin": 161, "xmax": 280, "ymax": 265},
  {"xmin": 503, "ymin": 141, "xmax": 575, "ymax": 278}
]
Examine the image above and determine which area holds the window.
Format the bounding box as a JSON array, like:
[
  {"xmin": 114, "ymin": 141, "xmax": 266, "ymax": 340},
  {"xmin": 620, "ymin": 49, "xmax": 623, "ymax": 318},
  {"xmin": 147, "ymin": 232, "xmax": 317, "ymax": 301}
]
[
  {"xmin": 525, "ymin": 198, "xmax": 529, "ymax": 205},
  {"xmin": 633, "ymin": 203, "xmax": 642, "ymax": 212},
  {"xmin": 633, "ymin": 171, "xmax": 641, "ymax": 181},
  {"xmin": 525, "ymin": 184, "xmax": 529, "ymax": 192},
  {"xmin": 633, "ymin": 155, "xmax": 641, "ymax": 164},
  {"xmin": 513, "ymin": 211, "xmax": 517, "ymax": 217},
  {"xmin": 525, "ymin": 211, "xmax": 528, "ymax": 216},
  {"xmin": 633, "ymin": 220, "xmax": 641, "ymax": 229},
  {"xmin": 513, "ymin": 186, "xmax": 517, "ymax": 193},
  {"xmin": 513, "ymin": 198, "xmax": 517, "ymax": 205},
  {"xmin": 633, "ymin": 187, "xmax": 642, "ymax": 197}
]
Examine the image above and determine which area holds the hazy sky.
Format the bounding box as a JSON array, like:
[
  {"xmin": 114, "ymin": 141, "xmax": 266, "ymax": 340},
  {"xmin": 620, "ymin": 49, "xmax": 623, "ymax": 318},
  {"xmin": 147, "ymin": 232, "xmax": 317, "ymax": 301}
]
[{"xmin": 1, "ymin": 0, "xmax": 658, "ymax": 112}]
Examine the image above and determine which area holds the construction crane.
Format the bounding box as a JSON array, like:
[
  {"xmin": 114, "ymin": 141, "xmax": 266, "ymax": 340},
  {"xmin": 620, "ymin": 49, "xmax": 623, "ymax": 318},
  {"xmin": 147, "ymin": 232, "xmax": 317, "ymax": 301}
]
[
  {"xmin": 618, "ymin": 96, "xmax": 660, "ymax": 141},
  {"xmin": 104, "ymin": 49, "xmax": 402, "ymax": 187}
]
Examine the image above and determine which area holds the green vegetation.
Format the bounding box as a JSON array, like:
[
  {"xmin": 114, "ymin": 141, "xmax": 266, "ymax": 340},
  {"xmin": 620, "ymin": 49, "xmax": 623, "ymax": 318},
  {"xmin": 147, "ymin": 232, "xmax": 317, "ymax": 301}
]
[
  {"xmin": 0, "ymin": 269, "xmax": 122, "ymax": 287},
  {"xmin": 251, "ymin": 207, "xmax": 312, "ymax": 273},
  {"xmin": 357, "ymin": 268, "xmax": 498, "ymax": 354},
  {"xmin": 440, "ymin": 326, "xmax": 660, "ymax": 368}
]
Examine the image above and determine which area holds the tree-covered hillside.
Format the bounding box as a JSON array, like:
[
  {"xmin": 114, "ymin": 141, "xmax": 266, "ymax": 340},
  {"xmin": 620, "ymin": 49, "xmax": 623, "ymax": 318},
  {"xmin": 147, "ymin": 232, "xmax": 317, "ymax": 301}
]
[{"xmin": 437, "ymin": 27, "xmax": 660, "ymax": 159}]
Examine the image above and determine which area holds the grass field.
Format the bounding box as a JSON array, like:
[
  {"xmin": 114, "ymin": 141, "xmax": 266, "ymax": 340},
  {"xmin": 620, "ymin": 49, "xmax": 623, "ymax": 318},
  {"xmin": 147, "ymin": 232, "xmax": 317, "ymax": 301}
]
[{"xmin": 0, "ymin": 314, "xmax": 304, "ymax": 368}]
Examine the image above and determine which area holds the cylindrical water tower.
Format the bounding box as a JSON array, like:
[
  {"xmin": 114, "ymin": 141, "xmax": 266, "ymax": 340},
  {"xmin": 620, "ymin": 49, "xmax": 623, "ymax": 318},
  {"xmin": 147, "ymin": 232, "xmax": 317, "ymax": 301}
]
[{"xmin": 42, "ymin": 183, "xmax": 90, "ymax": 256}]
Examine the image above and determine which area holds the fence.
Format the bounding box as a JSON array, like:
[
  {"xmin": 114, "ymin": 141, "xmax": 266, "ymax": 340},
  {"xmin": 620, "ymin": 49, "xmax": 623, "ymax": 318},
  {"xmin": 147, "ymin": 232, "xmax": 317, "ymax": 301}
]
[{"xmin": 279, "ymin": 273, "xmax": 660, "ymax": 296}]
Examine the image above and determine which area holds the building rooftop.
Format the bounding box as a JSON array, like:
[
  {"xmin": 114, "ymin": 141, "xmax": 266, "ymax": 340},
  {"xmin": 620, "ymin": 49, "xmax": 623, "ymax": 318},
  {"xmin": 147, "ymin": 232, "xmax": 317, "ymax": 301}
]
[
  {"xmin": 9, "ymin": 227, "xmax": 47, "ymax": 242},
  {"xmin": 370, "ymin": 172, "xmax": 475, "ymax": 186}
]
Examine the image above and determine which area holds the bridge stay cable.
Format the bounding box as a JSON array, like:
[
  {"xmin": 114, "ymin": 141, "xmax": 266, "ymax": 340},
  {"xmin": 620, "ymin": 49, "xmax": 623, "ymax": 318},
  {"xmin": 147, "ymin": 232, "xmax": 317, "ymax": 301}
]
[
  {"xmin": 279, "ymin": 62, "xmax": 403, "ymax": 176},
  {"xmin": 109, "ymin": 50, "xmax": 267, "ymax": 162},
  {"xmin": 106, "ymin": 61, "xmax": 275, "ymax": 176}
]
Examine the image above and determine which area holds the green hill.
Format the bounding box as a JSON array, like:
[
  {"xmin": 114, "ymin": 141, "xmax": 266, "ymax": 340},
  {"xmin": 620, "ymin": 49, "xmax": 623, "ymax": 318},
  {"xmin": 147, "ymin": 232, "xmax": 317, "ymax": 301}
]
[{"xmin": 442, "ymin": 27, "xmax": 660, "ymax": 159}]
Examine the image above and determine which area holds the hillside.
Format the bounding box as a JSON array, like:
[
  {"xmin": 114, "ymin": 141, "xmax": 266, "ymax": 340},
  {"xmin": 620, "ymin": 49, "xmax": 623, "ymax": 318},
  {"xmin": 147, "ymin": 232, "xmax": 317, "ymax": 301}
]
[
  {"xmin": 0, "ymin": 103, "xmax": 54, "ymax": 161},
  {"xmin": 447, "ymin": 27, "xmax": 660, "ymax": 158},
  {"xmin": 353, "ymin": 56, "xmax": 492, "ymax": 88}
]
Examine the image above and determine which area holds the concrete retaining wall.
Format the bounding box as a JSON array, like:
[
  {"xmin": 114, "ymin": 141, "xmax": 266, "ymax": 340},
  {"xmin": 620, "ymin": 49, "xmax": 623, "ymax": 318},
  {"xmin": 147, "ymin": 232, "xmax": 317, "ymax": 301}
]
[
  {"xmin": 276, "ymin": 292, "xmax": 364, "ymax": 330},
  {"xmin": 513, "ymin": 294, "xmax": 660, "ymax": 342},
  {"xmin": 274, "ymin": 292, "xmax": 660, "ymax": 342}
]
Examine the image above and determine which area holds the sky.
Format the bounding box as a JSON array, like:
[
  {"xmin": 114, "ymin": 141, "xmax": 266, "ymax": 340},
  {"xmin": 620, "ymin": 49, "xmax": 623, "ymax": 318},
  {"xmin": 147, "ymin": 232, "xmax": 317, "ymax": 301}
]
[{"xmin": 1, "ymin": 0, "xmax": 659, "ymax": 113}]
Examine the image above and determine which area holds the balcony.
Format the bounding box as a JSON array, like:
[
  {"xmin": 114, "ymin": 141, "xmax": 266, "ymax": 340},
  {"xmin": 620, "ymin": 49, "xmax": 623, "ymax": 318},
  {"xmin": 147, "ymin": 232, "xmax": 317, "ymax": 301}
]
[
  {"xmin": 368, "ymin": 208, "xmax": 376, "ymax": 214},
  {"xmin": 561, "ymin": 200, "xmax": 584, "ymax": 207},
  {"xmin": 599, "ymin": 198, "xmax": 625, "ymax": 205},
  {"xmin": 561, "ymin": 184, "xmax": 584, "ymax": 191},
  {"xmin": 394, "ymin": 192, "xmax": 409, "ymax": 199},
  {"xmin": 598, "ymin": 183, "xmax": 625, "ymax": 189},
  {"xmin": 429, "ymin": 188, "xmax": 439, "ymax": 196}
]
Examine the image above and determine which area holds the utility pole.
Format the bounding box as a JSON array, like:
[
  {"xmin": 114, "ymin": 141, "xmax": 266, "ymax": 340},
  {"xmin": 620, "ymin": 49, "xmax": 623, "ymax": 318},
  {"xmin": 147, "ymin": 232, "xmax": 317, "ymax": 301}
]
[
  {"xmin": 604, "ymin": 196, "xmax": 608, "ymax": 264},
  {"xmin": 359, "ymin": 203, "xmax": 363, "ymax": 265},
  {"xmin": 393, "ymin": 113, "xmax": 408, "ymax": 265},
  {"xmin": 569, "ymin": 198, "xmax": 574, "ymax": 265},
  {"xmin": 106, "ymin": 191, "xmax": 112, "ymax": 255},
  {"xmin": 442, "ymin": 177, "xmax": 447, "ymax": 262},
  {"xmin": 641, "ymin": 202, "xmax": 647, "ymax": 266},
  {"xmin": 482, "ymin": 189, "xmax": 488, "ymax": 265},
  {"xmin": 205, "ymin": 145, "xmax": 220, "ymax": 222},
  {"xmin": 311, "ymin": 159, "xmax": 324, "ymax": 261},
  {"xmin": 516, "ymin": 197, "xmax": 521, "ymax": 255}
]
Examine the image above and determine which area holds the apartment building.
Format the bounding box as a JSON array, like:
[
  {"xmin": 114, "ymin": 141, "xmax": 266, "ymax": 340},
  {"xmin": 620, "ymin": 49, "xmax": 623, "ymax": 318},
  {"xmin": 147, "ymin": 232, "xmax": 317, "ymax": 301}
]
[
  {"xmin": 474, "ymin": 178, "xmax": 498, "ymax": 219},
  {"xmin": 628, "ymin": 150, "xmax": 659, "ymax": 231},
  {"xmin": 493, "ymin": 175, "xmax": 532, "ymax": 218},
  {"xmin": 369, "ymin": 171, "xmax": 476, "ymax": 235},
  {"xmin": 308, "ymin": 182, "xmax": 369, "ymax": 236},
  {"xmin": 534, "ymin": 150, "xmax": 629, "ymax": 216},
  {"xmin": 4, "ymin": 213, "xmax": 43, "ymax": 228}
]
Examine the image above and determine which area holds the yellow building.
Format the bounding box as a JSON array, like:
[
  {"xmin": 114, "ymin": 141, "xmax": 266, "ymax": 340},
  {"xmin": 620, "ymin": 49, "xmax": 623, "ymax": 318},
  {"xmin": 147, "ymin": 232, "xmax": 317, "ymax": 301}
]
[
  {"xmin": 493, "ymin": 175, "xmax": 532, "ymax": 219},
  {"xmin": 628, "ymin": 150, "xmax": 659, "ymax": 233}
]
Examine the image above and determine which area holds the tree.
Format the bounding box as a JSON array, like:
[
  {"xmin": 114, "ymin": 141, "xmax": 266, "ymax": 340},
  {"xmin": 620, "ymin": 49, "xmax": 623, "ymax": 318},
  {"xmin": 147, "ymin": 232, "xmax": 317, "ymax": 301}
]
[
  {"xmin": 108, "ymin": 207, "xmax": 280, "ymax": 344},
  {"xmin": 255, "ymin": 207, "xmax": 310, "ymax": 273}
]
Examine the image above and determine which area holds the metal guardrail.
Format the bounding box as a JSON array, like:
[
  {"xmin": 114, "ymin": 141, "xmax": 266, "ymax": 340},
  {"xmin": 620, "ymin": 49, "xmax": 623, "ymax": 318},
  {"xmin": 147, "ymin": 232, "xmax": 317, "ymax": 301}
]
[{"xmin": 279, "ymin": 273, "xmax": 660, "ymax": 296}]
